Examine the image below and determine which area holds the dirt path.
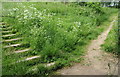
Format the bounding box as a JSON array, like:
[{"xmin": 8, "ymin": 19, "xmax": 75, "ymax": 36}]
[{"xmin": 57, "ymin": 17, "xmax": 118, "ymax": 75}]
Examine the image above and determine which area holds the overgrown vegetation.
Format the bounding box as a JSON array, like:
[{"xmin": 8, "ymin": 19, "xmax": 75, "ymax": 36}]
[
  {"xmin": 2, "ymin": 2, "xmax": 118, "ymax": 76},
  {"xmin": 101, "ymin": 19, "xmax": 119, "ymax": 54}
]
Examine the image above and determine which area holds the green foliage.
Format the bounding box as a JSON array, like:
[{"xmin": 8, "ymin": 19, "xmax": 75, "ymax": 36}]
[
  {"xmin": 2, "ymin": 2, "xmax": 118, "ymax": 75},
  {"xmin": 26, "ymin": 64, "xmax": 49, "ymax": 76},
  {"xmin": 101, "ymin": 21, "xmax": 119, "ymax": 54}
]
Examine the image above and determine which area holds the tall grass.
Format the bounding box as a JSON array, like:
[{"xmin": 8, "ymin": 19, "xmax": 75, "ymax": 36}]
[
  {"xmin": 101, "ymin": 19, "xmax": 119, "ymax": 54},
  {"xmin": 2, "ymin": 2, "xmax": 118, "ymax": 75}
]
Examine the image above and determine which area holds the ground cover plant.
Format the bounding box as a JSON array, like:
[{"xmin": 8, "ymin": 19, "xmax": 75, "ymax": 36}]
[
  {"xmin": 2, "ymin": 2, "xmax": 118, "ymax": 76},
  {"xmin": 101, "ymin": 19, "xmax": 119, "ymax": 54}
]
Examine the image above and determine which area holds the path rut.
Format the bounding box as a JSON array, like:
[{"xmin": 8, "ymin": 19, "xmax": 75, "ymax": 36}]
[{"xmin": 57, "ymin": 17, "xmax": 118, "ymax": 75}]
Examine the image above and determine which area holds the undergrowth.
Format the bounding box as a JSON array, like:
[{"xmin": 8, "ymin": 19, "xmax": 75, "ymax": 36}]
[
  {"xmin": 101, "ymin": 19, "xmax": 119, "ymax": 55},
  {"xmin": 2, "ymin": 2, "xmax": 118, "ymax": 76}
]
